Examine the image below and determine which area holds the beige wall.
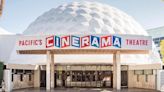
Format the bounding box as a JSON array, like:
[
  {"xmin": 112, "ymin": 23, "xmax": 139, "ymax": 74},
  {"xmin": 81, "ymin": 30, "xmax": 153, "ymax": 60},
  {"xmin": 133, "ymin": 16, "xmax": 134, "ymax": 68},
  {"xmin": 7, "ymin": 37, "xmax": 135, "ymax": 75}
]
[
  {"xmin": 9, "ymin": 64, "xmax": 159, "ymax": 90},
  {"xmin": 128, "ymin": 70, "xmax": 156, "ymax": 89},
  {"xmin": 34, "ymin": 69, "xmax": 40, "ymax": 88},
  {"xmin": 12, "ymin": 74, "xmax": 34, "ymax": 89}
]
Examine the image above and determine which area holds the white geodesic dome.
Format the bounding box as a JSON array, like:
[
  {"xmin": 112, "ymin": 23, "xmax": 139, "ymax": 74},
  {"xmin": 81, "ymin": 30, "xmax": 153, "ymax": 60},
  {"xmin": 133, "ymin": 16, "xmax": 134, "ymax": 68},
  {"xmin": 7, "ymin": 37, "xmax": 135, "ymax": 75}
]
[
  {"xmin": 0, "ymin": 27, "xmax": 12, "ymax": 35},
  {"xmin": 8, "ymin": 2, "xmax": 161, "ymax": 65},
  {"xmin": 24, "ymin": 2, "xmax": 148, "ymax": 35},
  {"xmin": 0, "ymin": 27, "xmax": 16, "ymax": 63}
]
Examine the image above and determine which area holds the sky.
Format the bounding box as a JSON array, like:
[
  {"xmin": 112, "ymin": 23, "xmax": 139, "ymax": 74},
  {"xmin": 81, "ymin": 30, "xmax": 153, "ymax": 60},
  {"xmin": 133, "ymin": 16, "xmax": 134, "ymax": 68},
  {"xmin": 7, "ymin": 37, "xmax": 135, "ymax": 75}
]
[{"xmin": 0, "ymin": 0, "xmax": 164, "ymax": 34}]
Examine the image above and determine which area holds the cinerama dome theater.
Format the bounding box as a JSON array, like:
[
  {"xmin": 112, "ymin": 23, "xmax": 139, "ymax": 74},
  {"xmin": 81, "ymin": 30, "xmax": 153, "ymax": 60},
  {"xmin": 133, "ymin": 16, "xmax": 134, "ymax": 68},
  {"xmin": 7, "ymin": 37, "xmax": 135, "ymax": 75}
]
[{"xmin": 0, "ymin": 1, "xmax": 162, "ymax": 91}]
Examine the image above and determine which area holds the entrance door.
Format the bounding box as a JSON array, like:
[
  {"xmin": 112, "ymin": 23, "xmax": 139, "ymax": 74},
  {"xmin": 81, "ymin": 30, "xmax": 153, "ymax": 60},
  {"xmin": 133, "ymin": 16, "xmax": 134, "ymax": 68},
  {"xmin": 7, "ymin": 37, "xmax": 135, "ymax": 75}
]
[
  {"xmin": 40, "ymin": 70, "xmax": 46, "ymax": 87},
  {"xmin": 61, "ymin": 71, "xmax": 67, "ymax": 87},
  {"xmin": 101, "ymin": 71, "xmax": 112, "ymax": 88},
  {"xmin": 55, "ymin": 65, "xmax": 113, "ymax": 88},
  {"xmin": 121, "ymin": 71, "xmax": 128, "ymax": 87},
  {"xmin": 54, "ymin": 72, "xmax": 57, "ymax": 88}
]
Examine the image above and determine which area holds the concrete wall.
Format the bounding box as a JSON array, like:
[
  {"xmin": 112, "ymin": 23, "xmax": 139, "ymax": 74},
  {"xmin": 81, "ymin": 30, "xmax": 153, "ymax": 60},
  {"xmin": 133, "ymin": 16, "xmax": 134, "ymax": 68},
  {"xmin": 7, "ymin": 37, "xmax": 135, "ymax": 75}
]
[
  {"xmin": 128, "ymin": 70, "xmax": 156, "ymax": 89},
  {"xmin": 12, "ymin": 74, "xmax": 34, "ymax": 89},
  {"xmin": 157, "ymin": 70, "xmax": 164, "ymax": 91},
  {"xmin": 34, "ymin": 69, "xmax": 40, "ymax": 88}
]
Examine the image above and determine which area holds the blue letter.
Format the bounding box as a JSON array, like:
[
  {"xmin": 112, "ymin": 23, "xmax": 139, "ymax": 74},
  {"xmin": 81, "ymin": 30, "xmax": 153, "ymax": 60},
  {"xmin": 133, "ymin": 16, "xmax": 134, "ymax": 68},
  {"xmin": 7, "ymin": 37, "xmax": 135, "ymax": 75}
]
[
  {"xmin": 91, "ymin": 35, "xmax": 100, "ymax": 48},
  {"xmin": 113, "ymin": 36, "xmax": 121, "ymax": 48}
]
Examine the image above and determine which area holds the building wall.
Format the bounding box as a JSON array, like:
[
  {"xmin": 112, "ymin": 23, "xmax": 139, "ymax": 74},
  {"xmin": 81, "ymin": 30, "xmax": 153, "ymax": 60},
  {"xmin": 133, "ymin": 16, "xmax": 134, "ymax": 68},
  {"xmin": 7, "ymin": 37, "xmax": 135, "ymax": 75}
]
[
  {"xmin": 12, "ymin": 74, "xmax": 34, "ymax": 89},
  {"xmin": 128, "ymin": 70, "xmax": 156, "ymax": 89},
  {"xmin": 147, "ymin": 26, "xmax": 164, "ymax": 64},
  {"xmin": 9, "ymin": 65, "xmax": 159, "ymax": 90}
]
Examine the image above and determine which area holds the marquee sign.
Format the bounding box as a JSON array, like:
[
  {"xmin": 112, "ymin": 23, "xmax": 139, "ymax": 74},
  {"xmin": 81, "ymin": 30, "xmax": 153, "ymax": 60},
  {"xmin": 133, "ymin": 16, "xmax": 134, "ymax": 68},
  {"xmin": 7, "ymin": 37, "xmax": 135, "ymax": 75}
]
[{"xmin": 16, "ymin": 34, "xmax": 152, "ymax": 50}]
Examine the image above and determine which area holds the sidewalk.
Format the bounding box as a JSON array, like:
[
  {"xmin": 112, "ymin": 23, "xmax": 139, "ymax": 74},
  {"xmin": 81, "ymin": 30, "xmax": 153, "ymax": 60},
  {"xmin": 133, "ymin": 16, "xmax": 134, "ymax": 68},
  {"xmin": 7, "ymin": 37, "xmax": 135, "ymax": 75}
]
[{"xmin": 13, "ymin": 88, "xmax": 160, "ymax": 92}]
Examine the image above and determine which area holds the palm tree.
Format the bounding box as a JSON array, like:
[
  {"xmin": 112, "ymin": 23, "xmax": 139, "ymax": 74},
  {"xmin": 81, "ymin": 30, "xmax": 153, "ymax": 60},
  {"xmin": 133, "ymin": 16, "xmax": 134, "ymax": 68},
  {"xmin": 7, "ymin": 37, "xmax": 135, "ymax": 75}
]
[{"xmin": 0, "ymin": 0, "xmax": 5, "ymax": 16}]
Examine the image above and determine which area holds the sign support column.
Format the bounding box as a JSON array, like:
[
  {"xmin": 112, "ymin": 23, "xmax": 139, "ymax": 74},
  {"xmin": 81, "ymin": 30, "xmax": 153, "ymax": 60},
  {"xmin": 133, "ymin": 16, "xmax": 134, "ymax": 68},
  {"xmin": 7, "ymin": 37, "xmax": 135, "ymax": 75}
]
[
  {"xmin": 34, "ymin": 65, "xmax": 40, "ymax": 88},
  {"xmin": 51, "ymin": 54, "xmax": 54, "ymax": 88},
  {"xmin": 113, "ymin": 51, "xmax": 121, "ymax": 90},
  {"xmin": 46, "ymin": 50, "xmax": 51, "ymax": 90}
]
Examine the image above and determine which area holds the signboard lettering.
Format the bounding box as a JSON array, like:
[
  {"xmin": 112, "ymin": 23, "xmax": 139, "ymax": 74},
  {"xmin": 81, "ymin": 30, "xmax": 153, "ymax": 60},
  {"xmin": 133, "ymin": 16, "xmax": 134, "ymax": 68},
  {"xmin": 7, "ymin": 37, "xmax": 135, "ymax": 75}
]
[{"xmin": 16, "ymin": 34, "xmax": 152, "ymax": 50}]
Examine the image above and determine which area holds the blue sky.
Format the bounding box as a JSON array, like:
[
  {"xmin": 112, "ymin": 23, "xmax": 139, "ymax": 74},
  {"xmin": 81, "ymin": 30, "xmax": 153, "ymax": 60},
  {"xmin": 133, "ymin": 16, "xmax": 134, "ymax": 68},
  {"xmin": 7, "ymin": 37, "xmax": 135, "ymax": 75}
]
[{"xmin": 0, "ymin": 0, "xmax": 164, "ymax": 33}]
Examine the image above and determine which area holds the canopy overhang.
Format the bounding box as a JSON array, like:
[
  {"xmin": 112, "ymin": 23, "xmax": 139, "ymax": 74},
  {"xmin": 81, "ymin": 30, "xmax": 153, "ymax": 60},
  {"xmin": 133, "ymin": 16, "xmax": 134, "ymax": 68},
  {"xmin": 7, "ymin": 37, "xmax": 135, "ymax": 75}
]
[{"xmin": 17, "ymin": 49, "xmax": 150, "ymax": 55}]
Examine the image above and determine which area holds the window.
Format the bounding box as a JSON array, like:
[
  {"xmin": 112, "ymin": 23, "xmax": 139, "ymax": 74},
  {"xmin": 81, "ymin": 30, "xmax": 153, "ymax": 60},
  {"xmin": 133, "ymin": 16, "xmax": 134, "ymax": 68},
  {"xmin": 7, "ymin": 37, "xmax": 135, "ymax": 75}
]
[
  {"xmin": 134, "ymin": 70, "xmax": 143, "ymax": 75},
  {"xmin": 12, "ymin": 74, "xmax": 14, "ymax": 82},
  {"xmin": 153, "ymin": 38, "xmax": 159, "ymax": 41},
  {"xmin": 71, "ymin": 71, "xmax": 96, "ymax": 82},
  {"xmin": 137, "ymin": 75, "xmax": 139, "ymax": 82},
  {"xmin": 29, "ymin": 74, "xmax": 31, "ymax": 81},
  {"xmin": 153, "ymin": 38, "xmax": 160, "ymax": 47},
  {"xmin": 145, "ymin": 75, "xmax": 148, "ymax": 82},
  {"xmin": 20, "ymin": 74, "xmax": 23, "ymax": 81},
  {"xmin": 160, "ymin": 37, "xmax": 164, "ymax": 40},
  {"xmin": 16, "ymin": 69, "xmax": 23, "ymax": 74},
  {"xmin": 3, "ymin": 65, "xmax": 6, "ymax": 69},
  {"xmin": 144, "ymin": 70, "xmax": 153, "ymax": 75},
  {"xmin": 25, "ymin": 70, "xmax": 32, "ymax": 74},
  {"xmin": 12, "ymin": 69, "xmax": 14, "ymax": 74}
]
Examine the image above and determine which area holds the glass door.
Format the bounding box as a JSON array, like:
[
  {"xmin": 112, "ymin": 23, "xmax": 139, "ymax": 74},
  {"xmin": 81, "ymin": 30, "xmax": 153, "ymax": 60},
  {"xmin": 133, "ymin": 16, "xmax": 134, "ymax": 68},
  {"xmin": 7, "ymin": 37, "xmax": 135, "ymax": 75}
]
[{"xmin": 121, "ymin": 71, "xmax": 128, "ymax": 87}]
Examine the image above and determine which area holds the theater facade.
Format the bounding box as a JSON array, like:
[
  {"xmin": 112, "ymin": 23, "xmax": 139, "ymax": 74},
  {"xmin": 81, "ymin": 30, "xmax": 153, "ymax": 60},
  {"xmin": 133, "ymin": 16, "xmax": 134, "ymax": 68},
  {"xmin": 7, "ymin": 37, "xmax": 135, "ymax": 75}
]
[
  {"xmin": 9, "ymin": 34, "xmax": 159, "ymax": 90},
  {"xmin": 0, "ymin": 1, "xmax": 162, "ymax": 92},
  {"xmin": 1, "ymin": 33, "xmax": 161, "ymax": 91}
]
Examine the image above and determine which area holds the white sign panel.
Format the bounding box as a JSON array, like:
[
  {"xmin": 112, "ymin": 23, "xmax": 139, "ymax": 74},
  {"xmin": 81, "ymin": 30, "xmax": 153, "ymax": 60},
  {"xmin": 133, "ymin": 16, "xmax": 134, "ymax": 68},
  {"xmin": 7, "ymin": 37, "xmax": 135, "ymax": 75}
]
[{"xmin": 16, "ymin": 34, "xmax": 152, "ymax": 50}]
